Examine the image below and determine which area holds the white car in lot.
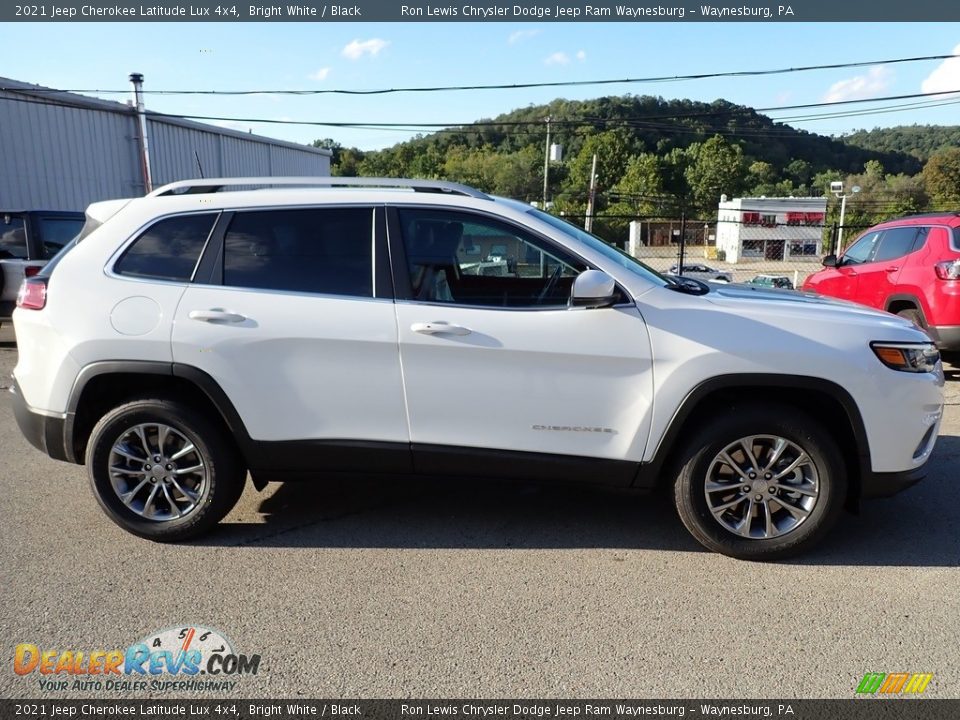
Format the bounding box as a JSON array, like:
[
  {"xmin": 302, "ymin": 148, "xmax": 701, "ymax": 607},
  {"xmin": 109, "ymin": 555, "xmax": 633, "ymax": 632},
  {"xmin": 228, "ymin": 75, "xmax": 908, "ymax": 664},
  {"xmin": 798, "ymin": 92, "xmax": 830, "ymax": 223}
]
[
  {"xmin": 665, "ymin": 263, "xmax": 733, "ymax": 283},
  {"xmin": 10, "ymin": 178, "xmax": 944, "ymax": 560}
]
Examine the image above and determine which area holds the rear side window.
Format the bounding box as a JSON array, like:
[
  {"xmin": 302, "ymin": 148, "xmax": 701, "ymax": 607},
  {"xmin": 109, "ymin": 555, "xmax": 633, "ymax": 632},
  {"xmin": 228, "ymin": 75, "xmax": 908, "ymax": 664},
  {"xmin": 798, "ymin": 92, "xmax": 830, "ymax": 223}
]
[
  {"xmin": 223, "ymin": 208, "xmax": 373, "ymax": 297},
  {"xmin": 873, "ymin": 227, "xmax": 919, "ymax": 263},
  {"xmin": 0, "ymin": 215, "xmax": 28, "ymax": 259},
  {"xmin": 115, "ymin": 214, "xmax": 217, "ymax": 281},
  {"xmin": 38, "ymin": 217, "xmax": 85, "ymax": 259}
]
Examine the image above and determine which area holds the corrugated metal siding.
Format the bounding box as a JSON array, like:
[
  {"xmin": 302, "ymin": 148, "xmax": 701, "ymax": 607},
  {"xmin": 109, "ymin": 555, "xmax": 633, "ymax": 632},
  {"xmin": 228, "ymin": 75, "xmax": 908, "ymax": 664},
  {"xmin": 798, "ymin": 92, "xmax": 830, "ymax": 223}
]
[
  {"xmin": 270, "ymin": 144, "xmax": 330, "ymax": 177},
  {"xmin": 1, "ymin": 86, "xmax": 330, "ymax": 212},
  {"xmin": 0, "ymin": 90, "xmax": 141, "ymax": 210},
  {"xmin": 147, "ymin": 120, "xmax": 224, "ymax": 186}
]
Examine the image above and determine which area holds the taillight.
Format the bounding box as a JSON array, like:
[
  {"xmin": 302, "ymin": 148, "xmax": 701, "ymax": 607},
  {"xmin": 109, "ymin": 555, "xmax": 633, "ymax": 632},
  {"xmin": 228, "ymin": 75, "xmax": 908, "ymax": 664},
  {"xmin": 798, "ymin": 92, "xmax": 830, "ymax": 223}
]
[
  {"xmin": 16, "ymin": 278, "xmax": 47, "ymax": 310},
  {"xmin": 934, "ymin": 260, "xmax": 960, "ymax": 280},
  {"xmin": 24, "ymin": 266, "xmax": 41, "ymax": 278}
]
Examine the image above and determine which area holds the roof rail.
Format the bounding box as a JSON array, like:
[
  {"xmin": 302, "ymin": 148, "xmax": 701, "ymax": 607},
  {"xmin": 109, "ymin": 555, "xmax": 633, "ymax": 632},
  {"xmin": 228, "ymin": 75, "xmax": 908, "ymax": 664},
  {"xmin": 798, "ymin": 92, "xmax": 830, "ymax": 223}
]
[
  {"xmin": 148, "ymin": 176, "xmax": 492, "ymax": 200},
  {"xmin": 899, "ymin": 211, "xmax": 960, "ymax": 219}
]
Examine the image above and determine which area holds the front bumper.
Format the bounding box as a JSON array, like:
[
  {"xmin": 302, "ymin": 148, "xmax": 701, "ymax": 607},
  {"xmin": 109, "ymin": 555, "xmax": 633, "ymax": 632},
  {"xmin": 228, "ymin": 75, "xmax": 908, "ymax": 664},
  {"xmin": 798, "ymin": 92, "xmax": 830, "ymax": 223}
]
[
  {"xmin": 861, "ymin": 465, "xmax": 928, "ymax": 499},
  {"xmin": 9, "ymin": 378, "xmax": 70, "ymax": 462},
  {"xmin": 929, "ymin": 325, "xmax": 960, "ymax": 352}
]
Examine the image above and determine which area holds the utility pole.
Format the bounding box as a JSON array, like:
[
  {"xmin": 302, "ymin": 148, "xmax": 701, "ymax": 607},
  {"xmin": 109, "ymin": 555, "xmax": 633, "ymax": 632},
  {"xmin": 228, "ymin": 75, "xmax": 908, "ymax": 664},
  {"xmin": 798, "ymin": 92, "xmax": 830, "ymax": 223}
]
[
  {"xmin": 129, "ymin": 73, "xmax": 153, "ymax": 194},
  {"xmin": 584, "ymin": 153, "xmax": 598, "ymax": 233},
  {"xmin": 542, "ymin": 116, "xmax": 551, "ymax": 210},
  {"xmin": 678, "ymin": 209, "xmax": 687, "ymax": 274}
]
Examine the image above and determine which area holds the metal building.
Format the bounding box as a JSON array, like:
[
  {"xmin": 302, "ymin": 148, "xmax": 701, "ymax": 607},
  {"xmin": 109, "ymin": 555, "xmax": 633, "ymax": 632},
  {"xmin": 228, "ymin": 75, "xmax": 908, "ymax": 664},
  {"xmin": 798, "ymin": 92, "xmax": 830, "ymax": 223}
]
[{"xmin": 0, "ymin": 77, "xmax": 331, "ymax": 212}]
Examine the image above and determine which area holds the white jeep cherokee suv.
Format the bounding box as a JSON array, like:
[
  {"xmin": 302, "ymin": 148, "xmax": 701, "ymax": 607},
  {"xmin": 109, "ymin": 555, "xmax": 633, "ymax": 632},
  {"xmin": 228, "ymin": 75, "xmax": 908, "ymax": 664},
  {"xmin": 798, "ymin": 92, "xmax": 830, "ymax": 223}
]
[{"xmin": 10, "ymin": 177, "xmax": 944, "ymax": 560}]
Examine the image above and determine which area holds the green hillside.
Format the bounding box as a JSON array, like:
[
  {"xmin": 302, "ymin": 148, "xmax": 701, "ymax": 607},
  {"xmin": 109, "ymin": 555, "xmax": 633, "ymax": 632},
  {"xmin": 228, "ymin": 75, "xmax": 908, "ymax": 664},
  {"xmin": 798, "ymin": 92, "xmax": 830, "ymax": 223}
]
[
  {"xmin": 318, "ymin": 95, "xmax": 956, "ymax": 239},
  {"xmin": 840, "ymin": 125, "xmax": 960, "ymax": 162}
]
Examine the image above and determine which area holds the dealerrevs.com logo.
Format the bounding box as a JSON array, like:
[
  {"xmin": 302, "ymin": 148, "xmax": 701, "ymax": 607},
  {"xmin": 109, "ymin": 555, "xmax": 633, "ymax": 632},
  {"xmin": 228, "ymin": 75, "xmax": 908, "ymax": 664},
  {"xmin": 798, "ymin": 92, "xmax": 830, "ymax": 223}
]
[{"xmin": 13, "ymin": 625, "xmax": 261, "ymax": 693}]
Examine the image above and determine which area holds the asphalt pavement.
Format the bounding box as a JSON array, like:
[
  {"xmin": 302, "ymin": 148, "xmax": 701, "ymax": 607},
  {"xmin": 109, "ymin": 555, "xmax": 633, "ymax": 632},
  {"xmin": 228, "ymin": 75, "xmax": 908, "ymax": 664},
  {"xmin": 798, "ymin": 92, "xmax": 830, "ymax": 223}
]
[{"xmin": 1, "ymin": 323, "xmax": 958, "ymax": 699}]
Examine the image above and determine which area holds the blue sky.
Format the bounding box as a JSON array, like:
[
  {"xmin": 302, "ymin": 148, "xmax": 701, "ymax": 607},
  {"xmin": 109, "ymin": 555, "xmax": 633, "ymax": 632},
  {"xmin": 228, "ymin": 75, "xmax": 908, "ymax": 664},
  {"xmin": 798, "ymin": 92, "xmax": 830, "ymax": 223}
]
[{"xmin": 5, "ymin": 22, "xmax": 960, "ymax": 151}]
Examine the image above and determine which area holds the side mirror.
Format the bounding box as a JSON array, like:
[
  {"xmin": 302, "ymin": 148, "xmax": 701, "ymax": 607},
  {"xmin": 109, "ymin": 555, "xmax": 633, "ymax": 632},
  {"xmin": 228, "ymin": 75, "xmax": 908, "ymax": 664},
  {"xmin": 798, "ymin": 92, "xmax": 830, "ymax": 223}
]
[
  {"xmin": 571, "ymin": 270, "xmax": 617, "ymax": 309},
  {"xmin": 822, "ymin": 254, "xmax": 838, "ymax": 268}
]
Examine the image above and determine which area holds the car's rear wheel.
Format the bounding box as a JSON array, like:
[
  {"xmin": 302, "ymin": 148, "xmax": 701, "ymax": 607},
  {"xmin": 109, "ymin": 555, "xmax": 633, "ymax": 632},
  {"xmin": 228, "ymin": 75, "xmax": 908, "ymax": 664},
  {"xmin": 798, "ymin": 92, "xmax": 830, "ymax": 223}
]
[
  {"xmin": 672, "ymin": 405, "xmax": 846, "ymax": 561},
  {"xmin": 86, "ymin": 398, "xmax": 246, "ymax": 541},
  {"xmin": 896, "ymin": 307, "xmax": 926, "ymax": 330}
]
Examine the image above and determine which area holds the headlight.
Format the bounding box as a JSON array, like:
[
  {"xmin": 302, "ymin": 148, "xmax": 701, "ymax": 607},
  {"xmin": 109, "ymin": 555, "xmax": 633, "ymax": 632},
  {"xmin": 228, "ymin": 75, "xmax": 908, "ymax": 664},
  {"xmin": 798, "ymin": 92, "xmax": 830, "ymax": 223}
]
[{"xmin": 870, "ymin": 342, "xmax": 940, "ymax": 373}]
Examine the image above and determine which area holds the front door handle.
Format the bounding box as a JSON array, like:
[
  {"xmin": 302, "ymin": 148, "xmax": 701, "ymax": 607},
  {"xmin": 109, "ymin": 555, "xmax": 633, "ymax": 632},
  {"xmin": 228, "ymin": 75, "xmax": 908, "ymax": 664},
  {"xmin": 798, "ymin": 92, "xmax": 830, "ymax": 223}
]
[
  {"xmin": 885, "ymin": 266, "xmax": 900, "ymax": 273},
  {"xmin": 411, "ymin": 321, "xmax": 472, "ymax": 336},
  {"xmin": 189, "ymin": 309, "xmax": 247, "ymax": 323}
]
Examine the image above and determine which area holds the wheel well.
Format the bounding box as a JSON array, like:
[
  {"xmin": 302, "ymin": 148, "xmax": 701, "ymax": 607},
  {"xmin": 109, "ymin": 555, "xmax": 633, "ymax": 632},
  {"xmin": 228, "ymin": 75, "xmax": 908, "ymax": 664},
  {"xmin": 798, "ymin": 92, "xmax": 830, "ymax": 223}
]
[
  {"xmin": 886, "ymin": 298, "xmax": 919, "ymax": 316},
  {"xmin": 657, "ymin": 386, "xmax": 863, "ymax": 510},
  {"xmin": 70, "ymin": 373, "xmax": 240, "ymax": 464}
]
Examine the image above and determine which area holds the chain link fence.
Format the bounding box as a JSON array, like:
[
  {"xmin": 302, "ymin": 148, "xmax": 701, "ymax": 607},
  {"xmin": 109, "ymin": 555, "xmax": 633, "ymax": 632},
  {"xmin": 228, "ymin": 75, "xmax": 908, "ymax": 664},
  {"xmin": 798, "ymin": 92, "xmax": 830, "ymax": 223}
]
[{"xmin": 617, "ymin": 217, "xmax": 874, "ymax": 289}]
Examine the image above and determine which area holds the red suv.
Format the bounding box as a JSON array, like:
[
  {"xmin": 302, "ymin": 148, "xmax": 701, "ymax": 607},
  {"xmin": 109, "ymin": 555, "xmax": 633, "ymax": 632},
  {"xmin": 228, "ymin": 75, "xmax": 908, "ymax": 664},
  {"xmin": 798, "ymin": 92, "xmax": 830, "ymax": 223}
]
[{"xmin": 803, "ymin": 212, "xmax": 960, "ymax": 354}]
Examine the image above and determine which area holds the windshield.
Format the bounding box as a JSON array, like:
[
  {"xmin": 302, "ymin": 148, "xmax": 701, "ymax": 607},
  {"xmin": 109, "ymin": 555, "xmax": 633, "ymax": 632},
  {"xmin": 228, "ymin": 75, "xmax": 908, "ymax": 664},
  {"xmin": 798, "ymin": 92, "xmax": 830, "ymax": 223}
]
[{"xmin": 525, "ymin": 208, "xmax": 669, "ymax": 287}]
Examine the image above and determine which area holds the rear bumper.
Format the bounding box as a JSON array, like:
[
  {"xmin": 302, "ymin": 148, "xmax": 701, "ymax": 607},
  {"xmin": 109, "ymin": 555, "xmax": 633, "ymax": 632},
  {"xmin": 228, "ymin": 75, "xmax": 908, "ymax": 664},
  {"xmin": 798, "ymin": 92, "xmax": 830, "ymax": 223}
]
[
  {"xmin": 9, "ymin": 378, "xmax": 70, "ymax": 462},
  {"xmin": 928, "ymin": 325, "xmax": 960, "ymax": 352},
  {"xmin": 861, "ymin": 464, "xmax": 927, "ymax": 499}
]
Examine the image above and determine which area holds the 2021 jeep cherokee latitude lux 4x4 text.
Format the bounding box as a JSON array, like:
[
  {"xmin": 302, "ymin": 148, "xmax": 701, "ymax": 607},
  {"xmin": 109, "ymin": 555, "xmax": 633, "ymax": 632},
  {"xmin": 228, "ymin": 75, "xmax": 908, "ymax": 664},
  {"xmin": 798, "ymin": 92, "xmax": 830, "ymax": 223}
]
[{"xmin": 11, "ymin": 178, "xmax": 944, "ymax": 560}]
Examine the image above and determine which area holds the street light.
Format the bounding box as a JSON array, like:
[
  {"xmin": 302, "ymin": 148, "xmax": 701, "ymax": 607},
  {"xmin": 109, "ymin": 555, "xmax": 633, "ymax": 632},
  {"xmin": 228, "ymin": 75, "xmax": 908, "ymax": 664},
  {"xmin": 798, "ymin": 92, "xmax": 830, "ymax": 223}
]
[
  {"xmin": 542, "ymin": 116, "xmax": 551, "ymax": 209},
  {"xmin": 831, "ymin": 181, "xmax": 860, "ymax": 253}
]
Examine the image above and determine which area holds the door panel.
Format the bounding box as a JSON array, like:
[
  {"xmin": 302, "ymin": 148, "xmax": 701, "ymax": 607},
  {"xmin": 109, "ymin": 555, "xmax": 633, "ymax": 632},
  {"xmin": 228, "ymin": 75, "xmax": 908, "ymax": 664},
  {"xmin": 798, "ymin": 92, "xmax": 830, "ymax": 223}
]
[
  {"xmin": 859, "ymin": 227, "xmax": 919, "ymax": 309},
  {"xmin": 172, "ymin": 205, "xmax": 408, "ymax": 445},
  {"xmin": 173, "ymin": 287, "xmax": 407, "ymax": 442},
  {"xmin": 396, "ymin": 302, "xmax": 653, "ymax": 462},
  {"xmin": 389, "ymin": 205, "xmax": 653, "ymax": 464}
]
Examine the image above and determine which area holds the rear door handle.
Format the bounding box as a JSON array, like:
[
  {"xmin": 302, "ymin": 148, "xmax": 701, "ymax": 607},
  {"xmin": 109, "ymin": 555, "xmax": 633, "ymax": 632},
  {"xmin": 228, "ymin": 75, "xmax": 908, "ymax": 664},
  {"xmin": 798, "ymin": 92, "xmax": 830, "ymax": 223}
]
[
  {"xmin": 411, "ymin": 321, "xmax": 472, "ymax": 336},
  {"xmin": 189, "ymin": 309, "xmax": 247, "ymax": 323}
]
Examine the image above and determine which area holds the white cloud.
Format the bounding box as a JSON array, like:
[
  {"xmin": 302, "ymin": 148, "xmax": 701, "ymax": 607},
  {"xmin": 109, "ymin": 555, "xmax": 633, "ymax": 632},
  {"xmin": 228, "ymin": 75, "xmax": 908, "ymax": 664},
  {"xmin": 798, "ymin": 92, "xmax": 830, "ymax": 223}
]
[
  {"xmin": 576, "ymin": 50, "xmax": 586, "ymax": 62},
  {"xmin": 308, "ymin": 67, "xmax": 331, "ymax": 81},
  {"xmin": 822, "ymin": 66, "xmax": 893, "ymax": 103},
  {"xmin": 545, "ymin": 52, "xmax": 570, "ymax": 66},
  {"xmin": 341, "ymin": 38, "xmax": 389, "ymax": 60},
  {"xmin": 922, "ymin": 44, "xmax": 960, "ymax": 94},
  {"xmin": 509, "ymin": 29, "xmax": 541, "ymax": 45}
]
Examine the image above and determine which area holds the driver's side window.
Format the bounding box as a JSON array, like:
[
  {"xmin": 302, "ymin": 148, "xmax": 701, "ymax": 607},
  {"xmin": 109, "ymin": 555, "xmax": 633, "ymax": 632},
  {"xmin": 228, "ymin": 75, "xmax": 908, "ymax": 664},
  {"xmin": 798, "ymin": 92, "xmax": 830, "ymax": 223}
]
[
  {"xmin": 397, "ymin": 208, "xmax": 585, "ymax": 307},
  {"xmin": 841, "ymin": 231, "xmax": 882, "ymax": 265}
]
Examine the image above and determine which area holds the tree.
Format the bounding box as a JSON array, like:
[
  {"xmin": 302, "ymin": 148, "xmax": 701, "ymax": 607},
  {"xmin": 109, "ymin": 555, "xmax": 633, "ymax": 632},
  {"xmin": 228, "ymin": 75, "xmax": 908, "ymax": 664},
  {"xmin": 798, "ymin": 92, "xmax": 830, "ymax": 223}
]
[
  {"xmin": 747, "ymin": 161, "xmax": 777, "ymax": 196},
  {"xmin": 923, "ymin": 148, "xmax": 960, "ymax": 209},
  {"xmin": 785, "ymin": 159, "xmax": 812, "ymax": 187},
  {"xmin": 566, "ymin": 130, "xmax": 632, "ymax": 200},
  {"xmin": 683, "ymin": 135, "xmax": 748, "ymax": 215}
]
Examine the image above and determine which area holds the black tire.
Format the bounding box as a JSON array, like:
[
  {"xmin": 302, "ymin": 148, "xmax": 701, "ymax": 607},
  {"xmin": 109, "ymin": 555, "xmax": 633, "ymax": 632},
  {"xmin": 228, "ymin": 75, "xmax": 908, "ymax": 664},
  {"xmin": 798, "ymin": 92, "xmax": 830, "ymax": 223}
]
[
  {"xmin": 896, "ymin": 307, "xmax": 926, "ymax": 330},
  {"xmin": 672, "ymin": 404, "xmax": 846, "ymax": 561},
  {"xmin": 86, "ymin": 398, "xmax": 246, "ymax": 542}
]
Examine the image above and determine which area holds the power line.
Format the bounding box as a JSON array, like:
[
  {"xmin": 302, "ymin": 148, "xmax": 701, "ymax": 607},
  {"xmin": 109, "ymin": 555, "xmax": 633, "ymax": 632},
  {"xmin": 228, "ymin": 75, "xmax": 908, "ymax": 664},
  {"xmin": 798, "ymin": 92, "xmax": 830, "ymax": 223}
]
[
  {"xmin": 3, "ymin": 84, "xmax": 959, "ymax": 143},
  {"xmin": 138, "ymin": 88, "xmax": 960, "ymax": 130},
  {"xmin": 3, "ymin": 53, "xmax": 955, "ymax": 97}
]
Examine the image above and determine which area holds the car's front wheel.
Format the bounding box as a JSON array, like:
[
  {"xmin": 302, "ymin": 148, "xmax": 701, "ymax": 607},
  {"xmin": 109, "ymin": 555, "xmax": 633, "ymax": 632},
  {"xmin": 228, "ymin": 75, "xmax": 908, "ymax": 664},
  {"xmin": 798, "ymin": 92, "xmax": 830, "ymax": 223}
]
[
  {"xmin": 672, "ymin": 405, "xmax": 846, "ymax": 560},
  {"xmin": 86, "ymin": 398, "xmax": 246, "ymax": 541}
]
